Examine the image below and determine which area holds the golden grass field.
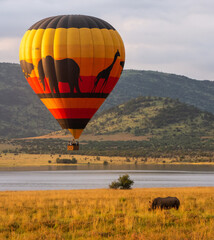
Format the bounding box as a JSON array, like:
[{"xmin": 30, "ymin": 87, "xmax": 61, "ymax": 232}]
[
  {"xmin": 0, "ymin": 153, "xmax": 213, "ymax": 168},
  {"xmin": 0, "ymin": 187, "xmax": 213, "ymax": 240},
  {"xmin": 0, "ymin": 153, "xmax": 139, "ymax": 167}
]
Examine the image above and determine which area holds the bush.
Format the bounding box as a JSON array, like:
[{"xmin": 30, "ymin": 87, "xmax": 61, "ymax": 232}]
[
  {"xmin": 56, "ymin": 157, "xmax": 77, "ymax": 164},
  {"xmin": 103, "ymin": 161, "xmax": 108, "ymax": 165},
  {"xmin": 109, "ymin": 174, "xmax": 134, "ymax": 189},
  {"xmin": 71, "ymin": 157, "xmax": 77, "ymax": 163},
  {"xmin": 109, "ymin": 180, "xmax": 120, "ymax": 189}
]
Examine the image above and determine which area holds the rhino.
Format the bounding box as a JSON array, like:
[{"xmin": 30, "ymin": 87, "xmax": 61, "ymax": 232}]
[{"xmin": 149, "ymin": 197, "xmax": 180, "ymax": 210}]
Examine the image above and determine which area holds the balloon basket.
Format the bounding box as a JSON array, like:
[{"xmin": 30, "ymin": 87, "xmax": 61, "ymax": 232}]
[{"xmin": 67, "ymin": 144, "xmax": 79, "ymax": 151}]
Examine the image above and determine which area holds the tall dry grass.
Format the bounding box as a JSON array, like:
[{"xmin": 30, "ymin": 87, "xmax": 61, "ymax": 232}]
[{"xmin": 0, "ymin": 187, "xmax": 213, "ymax": 239}]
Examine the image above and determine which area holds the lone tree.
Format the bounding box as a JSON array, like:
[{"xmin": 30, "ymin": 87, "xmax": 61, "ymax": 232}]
[{"xmin": 109, "ymin": 174, "xmax": 134, "ymax": 189}]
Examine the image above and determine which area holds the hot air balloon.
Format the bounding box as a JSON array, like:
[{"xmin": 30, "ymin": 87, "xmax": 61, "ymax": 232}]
[{"xmin": 19, "ymin": 15, "xmax": 125, "ymax": 150}]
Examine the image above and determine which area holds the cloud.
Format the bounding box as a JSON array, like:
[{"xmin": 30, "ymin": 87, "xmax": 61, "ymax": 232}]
[
  {"xmin": 0, "ymin": 0, "xmax": 214, "ymax": 80},
  {"xmin": 0, "ymin": 37, "xmax": 20, "ymax": 62}
]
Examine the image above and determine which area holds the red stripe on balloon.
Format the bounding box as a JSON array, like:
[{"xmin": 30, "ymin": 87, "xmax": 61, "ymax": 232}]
[
  {"xmin": 48, "ymin": 108, "xmax": 98, "ymax": 119},
  {"xmin": 79, "ymin": 76, "xmax": 119, "ymax": 93},
  {"xmin": 27, "ymin": 77, "xmax": 51, "ymax": 94},
  {"xmin": 27, "ymin": 76, "xmax": 119, "ymax": 94}
]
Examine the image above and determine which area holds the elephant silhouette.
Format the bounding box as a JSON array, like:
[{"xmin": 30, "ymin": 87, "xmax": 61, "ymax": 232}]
[
  {"xmin": 38, "ymin": 56, "xmax": 82, "ymax": 94},
  {"xmin": 20, "ymin": 60, "xmax": 34, "ymax": 78}
]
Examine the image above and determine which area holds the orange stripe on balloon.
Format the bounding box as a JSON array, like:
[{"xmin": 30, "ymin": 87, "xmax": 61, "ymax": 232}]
[{"xmin": 41, "ymin": 98, "xmax": 105, "ymax": 109}]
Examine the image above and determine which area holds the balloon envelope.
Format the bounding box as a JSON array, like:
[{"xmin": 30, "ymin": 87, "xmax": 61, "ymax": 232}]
[{"xmin": 19, "ymin": 15, "xmax": 125, "ymax": 139}]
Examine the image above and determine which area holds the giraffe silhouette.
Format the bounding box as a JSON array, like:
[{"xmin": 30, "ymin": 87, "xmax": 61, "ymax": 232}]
[
  {"xmin": 91, "ymin": 50, "xmax": 120, "ymax": 93},
  {"xmin": 120, "ymin": 61, "xmax": 125, "ymax": 74}
]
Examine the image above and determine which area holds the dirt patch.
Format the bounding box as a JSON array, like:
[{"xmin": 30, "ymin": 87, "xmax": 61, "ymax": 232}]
[{"xmin": 21, "ymin": 132, "xmax": 151, "ymax": 141}]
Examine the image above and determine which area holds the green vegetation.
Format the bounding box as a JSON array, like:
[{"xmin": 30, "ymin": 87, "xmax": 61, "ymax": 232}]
[
  {"xmin": 56, "ymin": 157, "xmax": 77, "ymax": 164},
  {"xmin": 1, "ymin": 135, "xmax": 213, "ymax": 158},
  {"xmin": 0, "ymin": 63, "xmax": 60, "ymax": 138},
  {"xmin": 0, "ymin": 96, "xmax": 214, "ymax": 159},
  {"xmin": 85, "ymin": 96, "xmax": 214, "ymax": 138},
  {"xmin": 1, "ymin": 62, "xmax": 214, "ymax": 138},
  {"xmin": 1, "ymin": 137, "xmax": 213, "ymax": 161},
  {"xmin": 105, "ymin": 70, "xmax": 214, "ymax": 115},
  {"xmin": 109, "ymin": 174, "xmax": 134, "ymax": 189}
]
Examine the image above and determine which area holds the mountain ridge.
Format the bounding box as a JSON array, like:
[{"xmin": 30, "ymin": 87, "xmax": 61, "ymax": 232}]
[{"xmin": 0, "ymin": 62, "xmax": 214, "ymax": 138}]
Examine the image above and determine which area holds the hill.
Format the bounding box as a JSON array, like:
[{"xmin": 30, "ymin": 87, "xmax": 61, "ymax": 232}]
[
  {"xmin": 3, "ymin": 96, "xmax": 213, "ymax": 159},
  {"xmin": 0, "ymin": 63, "xmax": 60, "ymax": 138},
  {"xmin": 0, "ymin": 62, "xmax": 214, "ymax": 138},
  {"xmin": 103, "ymin": 70, "xmax": 214, "ymax": 113},
  {"xmin": 85, "ymin": 96, "xmax": 214, "ymax": 138}
]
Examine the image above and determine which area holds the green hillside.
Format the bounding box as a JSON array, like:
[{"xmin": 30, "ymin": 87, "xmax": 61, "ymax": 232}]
[
  {"xmin": 85, "ymin": 96, "xmax": 214, "ymax": 138},
  {"xmin": 0, "ymin": 63, "xmax": 60, "ymax": 138},
  {"xmin": 103, "ymin": 70, "xmax": 214, "ymax": 113},
  {"xmin": 3, "ymin": 96, "xmax": 214, "ymax": 158},
  {"xmin": 0, "ymin": 62, "xmax": 214, "ymax": 138}
]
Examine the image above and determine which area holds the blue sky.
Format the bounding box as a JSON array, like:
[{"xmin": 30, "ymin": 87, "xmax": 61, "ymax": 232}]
[{"xmin": 0, "ymin": 0, "xmax": 214, "ymax": 80}]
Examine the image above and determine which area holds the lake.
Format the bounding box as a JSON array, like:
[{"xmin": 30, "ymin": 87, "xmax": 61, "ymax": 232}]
[{"xmin": 0, "ymin": 164, "xmax": 214, "ymax": 191}]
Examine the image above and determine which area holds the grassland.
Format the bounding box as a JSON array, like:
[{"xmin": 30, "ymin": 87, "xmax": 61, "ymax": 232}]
[
  {"xmin": 0, "ymin": 187, "xmax": 213, "ymax": 239},
  {"xmin": 0, "ymin": 153, "xmax": 131, "ymax": 168},
  {"xmin": 0, "ymin": 153, "xmax": 214, "ymax": 168}
]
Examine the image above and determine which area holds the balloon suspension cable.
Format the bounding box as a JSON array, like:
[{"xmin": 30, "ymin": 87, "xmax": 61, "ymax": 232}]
[{"xmin": 68, "ymin": 138, "xmax": 79, "ymax": 146}]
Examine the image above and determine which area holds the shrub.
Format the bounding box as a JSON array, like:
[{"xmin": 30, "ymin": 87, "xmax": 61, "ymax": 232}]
[
  {"xmin": 103, "ymin": 161, "xmax": 108, "ymax": 165},
  {"xmin": 109, "ymin": 181, "xmax": 120, "ymax": 189},
  {"xmin": 71, "ymin": 157, "xmax": 77, "ymax": 163},
  {"xmin": 56, "ymin": 158, "xmax": 77, "ymax": 164},
  {"xmin": 109, "ymin": 174, "xmax": 134, "ymax": 189}
]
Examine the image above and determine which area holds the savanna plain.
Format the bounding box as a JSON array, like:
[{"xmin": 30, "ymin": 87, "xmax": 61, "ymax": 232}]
[
  {"xmin": 0, "ymin": 187, "xmax": 213, "ymax": 240},
  {"xmin": 1, "ymin": 153, "xmax": 214, "ymax": 168}
]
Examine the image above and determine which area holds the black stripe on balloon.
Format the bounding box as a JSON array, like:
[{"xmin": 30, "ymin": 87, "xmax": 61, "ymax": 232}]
[
  {"xmin": 56, "ymin": 119, "xmax": 90, "ymax": 129},
  {"xmin": 29, "ymin": 16, "xmax": 59, "ymax": 30},
  {"xmin": 37, "ymin": 93, "xmax": 109, "ymax": 98},
  {"xmin": 29, "ymin": 15, "xmax": 115, "ymax": 30}
]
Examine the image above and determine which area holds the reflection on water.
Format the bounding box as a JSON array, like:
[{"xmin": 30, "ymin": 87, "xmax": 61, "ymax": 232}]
[
  {"xmin": 1, "ymin": 164, "xmax": 214, "ymax": 172},
  {"xmin": 0, "ymin": 164, "xmax": 214, "ymax": 191}
]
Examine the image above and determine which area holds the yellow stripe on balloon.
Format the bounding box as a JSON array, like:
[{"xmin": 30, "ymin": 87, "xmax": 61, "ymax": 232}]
[{"xmin": 20, "ymin": 28, "xmax": 125, "ymax": 60}]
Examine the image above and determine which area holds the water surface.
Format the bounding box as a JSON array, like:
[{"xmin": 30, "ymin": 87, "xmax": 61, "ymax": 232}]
[{"xmin": 0, "ymin": 164, "xmax": 213, "ymax": 191}]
